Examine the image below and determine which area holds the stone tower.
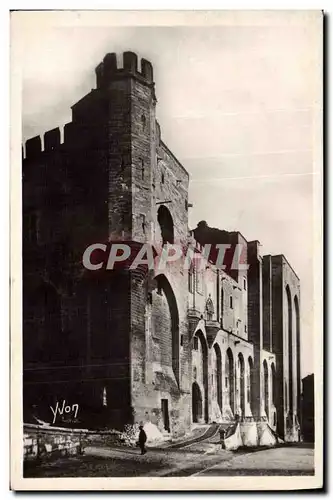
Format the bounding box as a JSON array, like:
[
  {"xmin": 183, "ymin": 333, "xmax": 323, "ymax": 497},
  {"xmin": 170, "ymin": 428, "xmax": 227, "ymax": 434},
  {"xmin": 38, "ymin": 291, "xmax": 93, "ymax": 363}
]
[{"xmin": 23, "ymin": 52, "xmax": 191, "ymax": 433}]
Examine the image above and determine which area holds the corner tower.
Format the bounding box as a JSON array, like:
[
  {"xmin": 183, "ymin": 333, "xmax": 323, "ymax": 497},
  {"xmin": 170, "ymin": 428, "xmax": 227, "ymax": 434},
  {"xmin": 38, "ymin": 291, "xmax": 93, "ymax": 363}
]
[
  {"xmin": 22, "ymin": 51, "xmax": 191, "ymax": 434},
  {"xmin": 96, "ymin": 51, "xmax": 156, "ymax": 242},
  {"xmin": 68, "ymin": 51, "xmax": 156, "ymax": 242}
]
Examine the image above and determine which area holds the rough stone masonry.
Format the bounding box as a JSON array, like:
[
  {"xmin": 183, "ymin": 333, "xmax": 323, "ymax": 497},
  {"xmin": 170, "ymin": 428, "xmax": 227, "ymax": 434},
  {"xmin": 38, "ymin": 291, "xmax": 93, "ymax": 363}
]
[{"xmin": 23, "ymin": 51, "xmax": 301, "ymax": 442}]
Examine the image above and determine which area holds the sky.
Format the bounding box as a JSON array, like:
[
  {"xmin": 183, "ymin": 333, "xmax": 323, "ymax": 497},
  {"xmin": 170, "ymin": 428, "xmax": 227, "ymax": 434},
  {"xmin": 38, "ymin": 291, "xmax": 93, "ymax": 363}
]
[{"xmin": 19, "ymin": 11, "xmax": 322, "ymax": 377}]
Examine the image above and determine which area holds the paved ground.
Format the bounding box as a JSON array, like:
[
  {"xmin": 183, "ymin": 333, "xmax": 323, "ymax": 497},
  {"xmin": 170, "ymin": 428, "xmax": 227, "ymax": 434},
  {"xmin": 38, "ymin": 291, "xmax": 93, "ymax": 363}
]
[
  {"xmin": 24, "ymin": 442, "xmax": 314, "ymax": 478},
  {"xmin": 194, "ymin": 445, "xmax": 315, "ymax": 477}
]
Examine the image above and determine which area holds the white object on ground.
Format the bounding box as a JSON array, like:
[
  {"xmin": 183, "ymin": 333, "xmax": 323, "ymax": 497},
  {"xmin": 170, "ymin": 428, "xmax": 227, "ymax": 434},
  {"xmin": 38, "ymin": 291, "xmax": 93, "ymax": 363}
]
[{"xmin": 143, "ymin": 422, "xmax": 169, "ymax": 444}]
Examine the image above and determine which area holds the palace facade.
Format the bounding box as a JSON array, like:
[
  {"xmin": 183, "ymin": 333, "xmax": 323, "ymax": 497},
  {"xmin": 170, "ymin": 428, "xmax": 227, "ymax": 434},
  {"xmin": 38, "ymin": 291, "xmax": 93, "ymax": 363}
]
[{"xmin": 23, "ymin": 52, "xmax": 301, "ymax": 441}]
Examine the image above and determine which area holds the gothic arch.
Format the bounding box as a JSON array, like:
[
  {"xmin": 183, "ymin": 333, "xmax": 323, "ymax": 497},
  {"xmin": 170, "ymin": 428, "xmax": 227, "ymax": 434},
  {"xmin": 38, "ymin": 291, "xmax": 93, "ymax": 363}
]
[
  {"xmin": 220, "ymin": 286, "xmax": 224, "ymax": 319},
  {"xmin": 248, "ymin": 356, "xmax": 254, "ymax": 413},
  {"xmin": 263, "ymin": 359, "xmax": 269, "ymax": 419},
  {"xmin": 192, "ymin": 329, "xmax": 208, "ymax": 422},
  {"xmin": 213, "ymin": 343, "xmax": 222, "ymax": 413},
  {"xmin": 294, "ymin": 295, "xmax": 301, "ymax": 418},
  {"xmin": 192, "ymin": 381, "xmax": 203, "ymax": 423},
  {"xmin": 286, "ymin": 285, "xmax": 293, "ymax": 413},
  {"xmin": 271, "ymin": 362, "xmax": 277, "ymax": 407},
  {"xmin": 225, "ymin": 347, "xmax": 235, "ymax": 414},
  {"xmin": 155, "ymin": 274, "xmax": 180, "ymax": 384},
  {"xmin": 271, "ymin": 362, "xmax": 278, "ymax": 428},
  {"xmin": 238, "ymin": 352, "xmax": 245, "ymax": 417}
]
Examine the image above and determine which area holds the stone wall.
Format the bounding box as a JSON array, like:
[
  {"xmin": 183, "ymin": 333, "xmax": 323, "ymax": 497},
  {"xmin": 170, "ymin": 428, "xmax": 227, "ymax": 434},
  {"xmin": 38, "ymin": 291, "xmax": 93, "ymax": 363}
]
[{"xmin": 23, "ymin": 425, "xmax": 84, "ymax": 461}]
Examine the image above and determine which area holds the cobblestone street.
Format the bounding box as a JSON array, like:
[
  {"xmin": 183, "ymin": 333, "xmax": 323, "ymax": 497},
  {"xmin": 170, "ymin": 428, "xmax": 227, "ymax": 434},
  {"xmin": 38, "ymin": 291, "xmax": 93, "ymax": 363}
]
[{"xmin": 24, "ymin": 443, "xmax": 314, "ymax": 478}]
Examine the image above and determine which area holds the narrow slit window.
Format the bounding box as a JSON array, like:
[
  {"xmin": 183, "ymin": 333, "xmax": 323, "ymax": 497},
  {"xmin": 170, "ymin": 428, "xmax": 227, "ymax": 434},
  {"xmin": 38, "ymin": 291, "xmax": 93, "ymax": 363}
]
[{"xmin": 141, "ymin": 159, "xmax": 145, "ymax": 180}]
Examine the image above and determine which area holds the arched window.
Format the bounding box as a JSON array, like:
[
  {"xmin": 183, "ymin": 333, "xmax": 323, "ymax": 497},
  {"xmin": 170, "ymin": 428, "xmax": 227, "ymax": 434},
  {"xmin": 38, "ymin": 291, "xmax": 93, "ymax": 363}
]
[
  {"xmin": 238, "ymin": 353, "xmax": 245, "ymax": 416},
  {"xmin": 213, "ymin": 344, "xmax": 222, "ymax": 412},
  {"xmin": 141, "ymin": 114, "xmax": 146, "ymax": 131},
  {"xmin": 102, "ymin": 387, "xmax": 107, "ymax": 407},
  {"xmin": 140, "ymin": 159, "xmax": 145, "ymax": 180},
  {"xmin": 153, "ymin": 274, "xmax": 179, "ymax": 384},
  {"xmin": 192, "ymin": 330, "xmax": 209, "ymax": 423},
  {"xmin": 192, "ymin": 382, "xmax": 203, "ymax": 423},
  {"xmin": 220, "ymin": 286, "xmax": 224, "ymax": 320},
  {"xmin": 294, "ymin": 295, "xmax": 301, "ymax": 418},
  {"xmin": 157, "ymin": 205, "xmax": 174, "ymax": 245},
  {"xmin": 225, "ymin": 348, "xmax": 234, "ymax": 413},
  {"xmin": 247, "ymin": 356, "xmax": 254, "ymax": 412},
  {"xmin": 188, "ymin": 263, "xmax": 195, "ymax": 293},
  {"xmin": 286, "ymin": 285, "xmax": 293, "ymax": 413},
  {"xmin": 271, "ymin": 363, "xmax": 277, "ymax": 407},
  {"xmin": 263, "ymin": 360, "xmax": 269, "ymax": 419}
]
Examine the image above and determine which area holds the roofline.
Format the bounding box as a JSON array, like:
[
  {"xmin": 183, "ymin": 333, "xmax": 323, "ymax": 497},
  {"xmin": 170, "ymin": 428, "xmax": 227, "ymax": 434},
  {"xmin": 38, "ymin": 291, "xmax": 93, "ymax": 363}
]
[
  {"xmin": 228, "ymin": 230, "xmax": 249, "ymax": 243},
  {"xmin": 160, "ymin": 140, "xmax": 189, "ymax": 178},
  {"xmin": 269, "ymin": 254, "xmax": 300, "ymax": 281}
]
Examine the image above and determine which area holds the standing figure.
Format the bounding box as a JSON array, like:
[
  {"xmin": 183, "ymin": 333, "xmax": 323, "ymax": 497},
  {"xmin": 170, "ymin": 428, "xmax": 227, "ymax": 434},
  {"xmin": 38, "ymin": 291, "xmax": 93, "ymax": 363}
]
[{"xmin": 138, "ymin": 425, "xmax": 147, "ymax": 455}]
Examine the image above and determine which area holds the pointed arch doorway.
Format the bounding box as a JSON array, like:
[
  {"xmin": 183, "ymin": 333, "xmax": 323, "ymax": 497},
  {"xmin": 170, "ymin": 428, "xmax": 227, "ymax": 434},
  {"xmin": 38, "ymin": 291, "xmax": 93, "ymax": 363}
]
[{"xmin": 192, "ymin": 382, "xmax": 203, "ymax": 423}]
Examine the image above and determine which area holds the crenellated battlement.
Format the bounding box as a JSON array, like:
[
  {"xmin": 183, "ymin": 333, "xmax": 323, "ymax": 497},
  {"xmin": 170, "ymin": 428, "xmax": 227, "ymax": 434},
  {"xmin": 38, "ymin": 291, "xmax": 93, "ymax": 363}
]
[
  {"xmin": 24, "ymin": 126, "xmax": 66, "ymax": 160},
  {"xmin": 24, "ymin": 121, "xmax": 98, "ymax": 160},
  {"xmin": 25, "ymin": 135, "xmax": 42, "ymax": 159},
  {"xmin": 95, "ymin": 52, "xmax": 154, "ymax": 89},
  {"xmin": 23, "ymin": 52, "xmax": 155, "ymax": 160},
  {"xmin": 44, "ymin": 127, "xmax": 61, "ymax": 151}
]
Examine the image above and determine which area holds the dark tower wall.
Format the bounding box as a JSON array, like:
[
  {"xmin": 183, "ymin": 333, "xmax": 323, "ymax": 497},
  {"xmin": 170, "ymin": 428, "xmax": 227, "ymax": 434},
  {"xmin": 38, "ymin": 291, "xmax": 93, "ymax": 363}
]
[
  {"xmin": 23, "ymin": 97, "xmax": 115, "ymax": 426},
  {"xmin": 262, "ymin": 255, "xmax": 273, "ymax": 352},
  {"xmin": 271, "ymin": 255, "xmax": 301, "ymax": 441},
  {"xmin": 247, "ymin": 241, "xmax": 264, "ymax": 419},
  {"xmin": 23, "ymin": 51, "xmax": 191, "ymax": 433},
  {"xmin": 301, "ymin": 374, "xmax": 314, "ymax": 442},
  {"xmin": 271, "ymin": 256, "xmax": 284, "ymax": 437},
  {"xmin": 23, "ymin": 52, "xmax": 159, "ymax": 428}
]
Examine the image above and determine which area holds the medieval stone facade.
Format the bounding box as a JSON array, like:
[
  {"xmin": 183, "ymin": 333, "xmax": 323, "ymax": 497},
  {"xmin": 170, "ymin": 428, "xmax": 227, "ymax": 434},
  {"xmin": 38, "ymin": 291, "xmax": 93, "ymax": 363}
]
[{"xmin": 23, "ymin": 52, "xmax": 301, "ymax": 441}]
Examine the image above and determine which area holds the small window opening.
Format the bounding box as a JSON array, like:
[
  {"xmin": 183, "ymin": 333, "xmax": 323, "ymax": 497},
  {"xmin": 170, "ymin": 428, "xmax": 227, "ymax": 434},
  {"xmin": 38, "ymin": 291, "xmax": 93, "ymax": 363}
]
[
  {"xmin": 102, "ymin": 387, "xmax": 107, "ymax": 407},
  {"xmin": 188, "ymin": 267, "xmax": 195, "ymax": 293},
  {"xmin": 141, "ymin": 214, "xmax": 146, "ymax": 232},
  {"xmin": 141, "ymin": 159, "xmax": 145, "ymax": 180}
]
